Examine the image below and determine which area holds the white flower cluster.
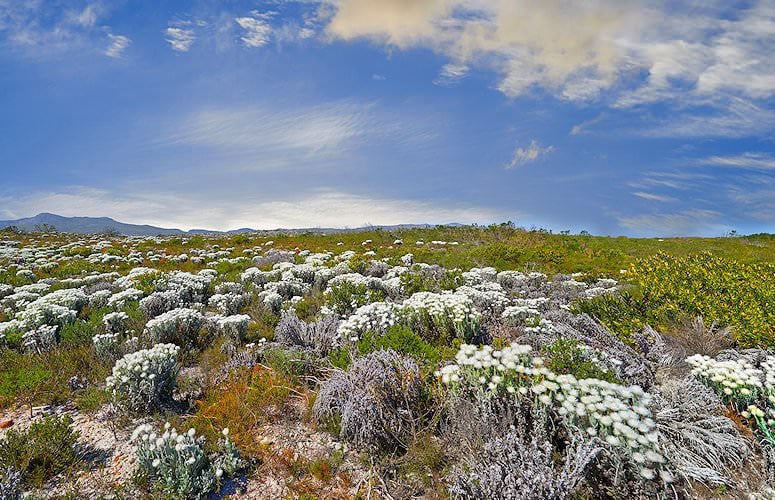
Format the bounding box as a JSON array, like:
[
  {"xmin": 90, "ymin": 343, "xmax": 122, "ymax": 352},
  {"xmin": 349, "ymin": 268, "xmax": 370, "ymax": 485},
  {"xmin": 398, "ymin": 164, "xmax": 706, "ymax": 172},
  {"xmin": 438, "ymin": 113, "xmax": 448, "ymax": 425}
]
[
  {"xmin": 144, "ymin": 307, "xmax": 204, "ymax": 347},
  {"xmin": 208, "ymin": 293, "xmax": 247, "ymax": 315},
  {"xmin": 132, "ymin": 423, "xmax": 242, "ymax": 498},
  {"xmin": 401, "ymin": 291, "xmax": 481, "ymax": 340},
  {"xmin": 439, "ymin": 342, "xmax": 667, "ymax": 482},
  {"xmin": 462, "ymin": 267, "xmax": 498, "ymax": 285},
  {"xmin": 501, "ymin": 297, "xmax": 548, "ymax": 324},
  {"xmin": 216, "ymin": 314, "xmax": 251, "ymax": 342},
  {"xmin": 336, "ymin": 302, "xmax": 399, "ymax": 342},
  {"xmin": 103, "ymin": 311, "xmax": 129, "ymax": 333},
  {"xmin": 106, "ymin": 343, "xmax": 179, "ymax": 412},
  {"xmin": 93, "ymin": 331, "xmax": 121, "ymax": 359},
  {"xmin": 22, "ymin": 324, "xmax": 58, "ymax": 353},
  {"xmin": 108, "ymin": 288, "xmax": 144, "ymax": 309},
  {"xmin": 686, "ymin": 354, "xmax": 762, "ymax": 407},
  {"xmin": 455, "ymin": 283, "xmax": 510, "ymax": 315}
]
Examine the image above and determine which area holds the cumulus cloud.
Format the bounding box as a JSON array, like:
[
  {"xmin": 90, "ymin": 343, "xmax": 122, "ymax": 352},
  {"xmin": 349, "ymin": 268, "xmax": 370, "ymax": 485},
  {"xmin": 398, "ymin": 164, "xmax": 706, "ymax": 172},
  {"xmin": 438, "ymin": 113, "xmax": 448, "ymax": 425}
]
[
  {"xmin": 104, "ymin": 33, "xmax": 130, "ymax": 58},
  {"xmin": 235, "ymin": 11, "xmax": 273, "ymax": 48},
  {"xmin": 165, "ymin": 27, "xmax": 196, "ymax": 52},
  {"xmin": 504, "ymin": 140, "xmax": 554, "ymax": 169},
  {"xmin": 319, "ymin": 0, "xmax": 775, "ymax": 136}
]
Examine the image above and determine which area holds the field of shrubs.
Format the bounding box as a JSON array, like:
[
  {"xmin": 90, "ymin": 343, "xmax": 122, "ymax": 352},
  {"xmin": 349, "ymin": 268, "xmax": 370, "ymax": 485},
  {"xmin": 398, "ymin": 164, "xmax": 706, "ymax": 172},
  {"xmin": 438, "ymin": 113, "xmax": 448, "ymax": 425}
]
[{"xmin": 0, "ymin": 225, "xmax": 774, "ymax": 499}]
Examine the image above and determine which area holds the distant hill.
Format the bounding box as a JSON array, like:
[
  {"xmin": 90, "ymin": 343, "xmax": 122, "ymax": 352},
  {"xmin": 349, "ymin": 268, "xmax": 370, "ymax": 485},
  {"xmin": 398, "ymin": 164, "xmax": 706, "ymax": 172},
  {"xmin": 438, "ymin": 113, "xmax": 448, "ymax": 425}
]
[
  {"xmin": 0, "ymin": 213, "xmax": 183, "ymax": 236},
  {"xmin": 0, "ymin": 213, "xmax": 462, "ymax": 236}
]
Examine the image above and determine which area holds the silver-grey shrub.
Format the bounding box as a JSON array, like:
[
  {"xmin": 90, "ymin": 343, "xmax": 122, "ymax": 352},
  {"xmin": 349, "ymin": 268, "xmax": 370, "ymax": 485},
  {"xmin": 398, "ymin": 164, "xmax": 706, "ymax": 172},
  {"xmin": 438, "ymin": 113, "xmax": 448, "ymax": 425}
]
[
  {"xmin": 140, "ymin": 290, "xmax": 182, "ymax": 319},
  {"xmin": 144, "ymin": 307, "xmax": 204, "ymax": 349},
  {"xmin": 449, "ymin": 429, "xmax": 601, "ymax": 500},
  {"xmin": 106, "ymin": 343, "xmax": 179, "ymax": 413},
  {"xmin": 274, "ymin": 310, "xmax": 338, "ymax": 356},
  {"xmin": 313, "ymin": 349, "xmax": 424, "ymax": 450},
  {"xmin": 653, "ymin": 376, "xmax": 750, "ymax": 489},
  {"xmin": 0, "ymin": 467, "xmax": 21, "ymax": 500}
]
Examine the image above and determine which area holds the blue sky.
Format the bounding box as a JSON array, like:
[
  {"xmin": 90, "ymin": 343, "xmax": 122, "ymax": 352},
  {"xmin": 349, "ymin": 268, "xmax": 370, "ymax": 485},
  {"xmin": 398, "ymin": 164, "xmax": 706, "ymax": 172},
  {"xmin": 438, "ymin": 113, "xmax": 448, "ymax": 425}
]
[{"xmin": 1, "ymin": 0, "xmax": 774, "ymax": 236}]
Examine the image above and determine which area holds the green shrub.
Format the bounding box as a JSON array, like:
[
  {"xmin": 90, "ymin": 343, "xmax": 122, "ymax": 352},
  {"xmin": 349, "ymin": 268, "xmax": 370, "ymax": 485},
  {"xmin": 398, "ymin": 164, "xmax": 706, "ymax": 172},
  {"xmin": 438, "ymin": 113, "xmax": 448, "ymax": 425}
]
[
  {"xmin": 325, "ymin": 281, "xmax": 385, "ymax": 317},
  {"xmin": 0, "ymin": 415, "xmax": 80, "ymax": 487},
  {"xmin": 541, "ymin": 338, "xmax": 622, "ymax": 384}
]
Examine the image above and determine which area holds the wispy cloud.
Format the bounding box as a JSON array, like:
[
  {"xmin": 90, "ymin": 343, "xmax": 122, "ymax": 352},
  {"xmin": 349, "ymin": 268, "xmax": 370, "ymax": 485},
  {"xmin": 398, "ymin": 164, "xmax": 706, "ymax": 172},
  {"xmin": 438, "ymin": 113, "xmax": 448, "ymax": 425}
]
[
  {"xmin": 235, "ymin": 11, "xmax": 274, "ymax": 48},
  {"xmin": 104, "ymin": 33, "xmax": 130, "ymax": 58},
  {"xmin": 633, "ymin": 191, "xmax": 675, "ymax": 202},
  {"xmin": 433, "ymin": 63, "xmax": 469, "ymax": 87},
  {"xmin": 504, "ymin": 140, "xmax": 554, "ymax": 169},
  {"xmin": 165, "ymin": 26, "xmax": 196, "ymax": 52},
  {"xmin": 702, "ymin": 152, "xmax": 775, "ymax": 170},
  {"xmin": 570, "ymin": 114, "xmax": 605, "ymax": 136},
  {"xmin": 617, "ymin": 209, "xmax": 726, "ymax": 237}
]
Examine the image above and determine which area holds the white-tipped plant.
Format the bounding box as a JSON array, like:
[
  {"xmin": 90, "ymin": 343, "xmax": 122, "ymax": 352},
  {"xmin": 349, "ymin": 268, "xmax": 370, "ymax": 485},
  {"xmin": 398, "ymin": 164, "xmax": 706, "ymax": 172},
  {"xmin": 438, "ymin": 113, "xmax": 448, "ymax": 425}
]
[
  {"xmin": 132, "ymin": 423, "xmax": 244, "ymax": 499},
  {"xmin": 106, "ymin": 343, "xmax": 179, "ymax": 413}
]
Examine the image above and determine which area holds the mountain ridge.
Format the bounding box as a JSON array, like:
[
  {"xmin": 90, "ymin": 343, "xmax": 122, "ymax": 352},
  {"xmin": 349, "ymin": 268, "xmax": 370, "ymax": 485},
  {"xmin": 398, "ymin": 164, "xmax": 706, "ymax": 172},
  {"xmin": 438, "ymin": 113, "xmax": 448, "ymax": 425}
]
[{"xmin": 0, "ymin": 213, "xmax": 459, "ymax": 236}]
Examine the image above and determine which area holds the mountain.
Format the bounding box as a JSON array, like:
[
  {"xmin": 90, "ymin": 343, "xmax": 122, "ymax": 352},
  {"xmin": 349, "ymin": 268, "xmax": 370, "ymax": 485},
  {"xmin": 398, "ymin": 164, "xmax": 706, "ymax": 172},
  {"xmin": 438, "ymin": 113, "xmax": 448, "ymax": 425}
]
[
  {"xmin": 0, "ymin": 213, "xmax": 183, "ymax": 236},
  {"xmin": 0, "ymin": 213, "xmax": 464, "ymax": 236}
]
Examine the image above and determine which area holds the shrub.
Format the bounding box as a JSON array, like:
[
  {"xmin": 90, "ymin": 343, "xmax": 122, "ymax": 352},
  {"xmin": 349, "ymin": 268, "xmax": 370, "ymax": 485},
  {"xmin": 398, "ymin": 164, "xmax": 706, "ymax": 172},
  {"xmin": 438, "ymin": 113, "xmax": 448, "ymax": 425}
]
[
  {"xmin": 325, "ymin": 281, "xmax": 385, "ymax": 317},
  {"xmin": 132, "ymin": 423, "xmax": 244, "ymax": 499},
  {"xmin": 275, "ymin": 310, "xmax": 338, "ymax": 356},
  {"xmin": 449, "ymin": 429, "xmax": 600, "ymax": 500},
  {"xmin": 542, "ymin": 338, "xmax": 622, "ymax": 384},
  {"xmin": 313, "ymin": 349, "xmax": 426, "ymax": 450},
  {"xmin": 0, "ymin": 414, "xmax": 79, "ymax": 487},
  {"xmin": 139, "ymin": 290, "xmax": 182, "ymax": 319},
  {"xmin": 351, "ymin": 325, "xmax": 457, "ymax": 368},
  {"xmin": 106, "ymin": 343, "xmax": 179, "ymax": 413},
  {"xmin": 400, "ymin": 292, "xmax": 481, "ymax": 343},
  {"xmin": 216, "ymin": 314, "xmax": 251, "ymax": 343},
  {"xmin": 144, "ymin": 308, "xmax": 204, "ymax": 349},
  {"xmin": 0, "ymin": 467, "xmax": 21, "ymax": 500}
]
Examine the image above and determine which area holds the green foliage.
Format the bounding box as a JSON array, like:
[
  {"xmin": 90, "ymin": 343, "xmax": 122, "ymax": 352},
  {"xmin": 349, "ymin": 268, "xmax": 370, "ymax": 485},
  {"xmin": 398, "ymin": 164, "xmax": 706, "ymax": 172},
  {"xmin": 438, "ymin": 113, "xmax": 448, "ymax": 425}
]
[
  {"xmin": 576, "ymin": 252, "xmax": 775, "ymax": 348},
  {"xmin": 329, "ymin": 325, "xmax": 458, "ymax": 371},
  {"xmin": 325, "ymin": 281, "xmax": 385, "ymax": 317},
  {"xmin": 0, "ymin": 414, "xmax": 80, "ymax": 487},
  {"xmin": 74, "ymin": 386, "xmax": 110, "ymax": 414},
  {"xmin": 400, "ymin": 272, "xmax": 434, "ymax": 296},
  {"xmin": 572, "ymin": 291, "xmax": 647, "ymax": 345},
  {"xmin": 542, "ymin": 338, "xmax": 622, "ymax": 384}
]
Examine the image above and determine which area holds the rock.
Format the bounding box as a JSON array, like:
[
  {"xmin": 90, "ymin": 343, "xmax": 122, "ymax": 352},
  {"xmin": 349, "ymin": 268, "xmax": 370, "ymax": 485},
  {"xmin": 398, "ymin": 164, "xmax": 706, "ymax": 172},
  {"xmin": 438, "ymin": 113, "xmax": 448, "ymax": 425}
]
[{"xmin": 0, "ymin": 419, "xmax": 13, "ymax": 428}]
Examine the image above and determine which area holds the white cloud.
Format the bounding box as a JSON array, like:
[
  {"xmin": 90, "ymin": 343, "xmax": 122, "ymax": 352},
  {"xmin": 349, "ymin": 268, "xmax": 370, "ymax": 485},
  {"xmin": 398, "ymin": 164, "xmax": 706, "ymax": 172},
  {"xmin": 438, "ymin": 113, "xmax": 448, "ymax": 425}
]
[
  {"xmin": 632, "ymin": 191, "xmax": 675, "ymax": 202},
  {"xmin": 617, "ymin": 209, "xmax": 727, "ymax": 237},
  {"xmin": 433, "ymin": 63, "xmax": 469, "ymax": 86},
  {"xmin": 0, "ymin": 187, "xmax": 504, "ymax": 231},
  {"xmin": 504, "ymin": 140, "xmax": 554, "ymax": 169},
  {"xmin": 319, "ymin": 0, "xmax": 775, "ymax": 137},
  {"xmin": 104, "ymin": 33, "xmax": 130, "ymax": 58},
  {"xmin": 235, "ymin": 11, "xmax": 274, "ymax": 48},
  {"xmin": 701, "ymin": 152, "xmax": 775, "ymax": 170},
  {"xmin": 570, "ymin": 114, "xmax": 605, "ymax": 136},
  {"xmin": 165, "ymin": 27, "xmax": 196, "ymax": 52}
]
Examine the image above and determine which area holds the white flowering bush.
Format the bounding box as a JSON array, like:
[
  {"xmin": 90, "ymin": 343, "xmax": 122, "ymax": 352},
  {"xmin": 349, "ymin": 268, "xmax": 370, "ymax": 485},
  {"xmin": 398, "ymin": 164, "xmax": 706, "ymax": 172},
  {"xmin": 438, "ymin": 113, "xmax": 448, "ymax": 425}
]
[
  {"xmin": 689, "ymin": 354, "xmax": 775, "ymax": 445},
  {"xmin": 686, "ymin": 354, "xmax": 763, "ymax": 409},
  {"xmin": 21, "ymin": 324, "xmax": 58, "ymax": 353},
  {"xmin": 501, "ymin": 297, "xmax": 548, "ymax": 325},
  {"xmin": 108, "ymin": 288, "xmax": 144, "ymax": 309},
  {"xmin": 144, "ymin": 307, "xmax": 204, "ymax": 349},
  {"xmin": 93, "ymin": 331, "xmax": 121, "ymax": 359},
  {"xmin": 103, "ymin": 311, "xmax": 129, "ymax": 334},
  {"xmin": 15, "ymin": 302, "xmax": 76, "ymax": 330},
  {"xmin": 455, "ymin": 283, "xmax": 510, "ymax": 316},
  {"xmin": 216, "ymin": 314, "xmax": 251, "ymax": 342},
  {"xmin": 439, "ymin": 343, "xmax": 669, "ymax": 482},
  {"xmin": 106, "ymin": 343, "xmax": 179, "ymax": 413},
  {"xmin": 208, "ymin": 293, "xmax": 247, "ymax": 315},
  {"xmin": 400, "ymin": 292, "xmax": 481, "ymax": 342},
  {"xmin": 336, "ymin": 302, "xmax": 399, "ymax": 342},
  {"xmin": 132, "ymin": 423, "xmax": 244, "ymax": 499}
]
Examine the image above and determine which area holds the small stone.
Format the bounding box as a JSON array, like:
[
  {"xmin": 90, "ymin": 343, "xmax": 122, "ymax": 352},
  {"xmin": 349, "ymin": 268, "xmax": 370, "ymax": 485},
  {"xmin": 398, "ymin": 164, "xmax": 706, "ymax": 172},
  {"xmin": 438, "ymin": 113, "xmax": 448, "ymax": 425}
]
[{"xmin": 0, "ymin": 419, "xmax": 13, "ymax": 429}]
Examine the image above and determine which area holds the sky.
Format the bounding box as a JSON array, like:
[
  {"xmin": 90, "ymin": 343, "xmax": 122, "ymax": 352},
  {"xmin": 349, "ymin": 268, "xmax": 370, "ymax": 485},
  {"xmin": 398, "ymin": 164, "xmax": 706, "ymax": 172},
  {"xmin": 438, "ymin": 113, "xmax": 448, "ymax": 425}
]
[{"xmin": 0, "ymin": 0, "xmax": 774, "ymax": 236}]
